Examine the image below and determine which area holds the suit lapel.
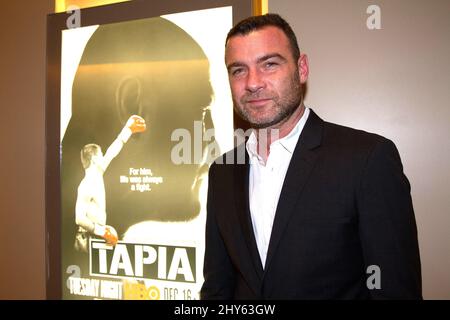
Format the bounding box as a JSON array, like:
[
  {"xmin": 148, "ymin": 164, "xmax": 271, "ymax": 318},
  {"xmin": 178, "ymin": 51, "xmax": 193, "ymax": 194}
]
[
  {"xmin": 233, "ymin": 144, "xmax": 265, "ymax": 280},
  {"xmin": 264, "ymin": 110, "xmax": 324, "ymax": 274}
]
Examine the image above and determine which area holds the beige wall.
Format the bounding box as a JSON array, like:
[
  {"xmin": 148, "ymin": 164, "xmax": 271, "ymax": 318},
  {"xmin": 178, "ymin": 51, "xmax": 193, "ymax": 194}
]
[
  {"xmin": 0, "ymin": 1, "xmax": 53, "ymax": 299},
  {"xmin": 270, "ymin": 0, "xmax": 450, "ymax": 299}
]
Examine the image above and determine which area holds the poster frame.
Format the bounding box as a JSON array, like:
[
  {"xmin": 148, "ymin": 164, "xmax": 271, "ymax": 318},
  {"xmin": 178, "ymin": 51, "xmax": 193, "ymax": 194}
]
[{"xmin": 45, "ymin": 0, "xmax": 257, "ymax": 300}]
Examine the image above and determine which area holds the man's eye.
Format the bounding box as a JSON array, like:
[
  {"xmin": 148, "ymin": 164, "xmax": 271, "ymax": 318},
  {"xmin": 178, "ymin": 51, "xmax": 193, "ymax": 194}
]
[
  {"xmin": 231, "ymin": 68, "xmax": 243, "ymax": 76},
  {"xmin": 265, "ymin": 62, "xmax": 278, "ymax": 68}
]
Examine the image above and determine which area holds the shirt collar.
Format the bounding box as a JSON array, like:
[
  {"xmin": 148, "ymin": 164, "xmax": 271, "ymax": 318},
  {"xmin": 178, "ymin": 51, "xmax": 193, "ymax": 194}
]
[
  {"xmin": 246, "ymin": 129, "xmax": 261, "ymax": 162},
  {"xmin": 278, "ymin": 107, "xmax": 310, "ymax": 153},
  {"xmin": 246, "ymin": 107, "xmax": 310, "ymax": 159}
]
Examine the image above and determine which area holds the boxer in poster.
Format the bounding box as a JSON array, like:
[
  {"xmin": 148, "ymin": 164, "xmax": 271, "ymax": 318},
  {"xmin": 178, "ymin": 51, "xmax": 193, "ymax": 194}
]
[{"xmin": 74, "ymin": 115, "xmax": 146, "ymax": 253}]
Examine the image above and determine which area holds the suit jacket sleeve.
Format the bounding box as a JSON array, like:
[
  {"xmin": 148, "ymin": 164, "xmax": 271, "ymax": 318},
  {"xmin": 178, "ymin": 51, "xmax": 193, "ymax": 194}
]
[
  {"xmin": 200, "ymin": 164, "xmax": 236, "ymax": 299},
  {"xmin": 357, "ymin": 138, "xmax": 422, "ymax": 299}
]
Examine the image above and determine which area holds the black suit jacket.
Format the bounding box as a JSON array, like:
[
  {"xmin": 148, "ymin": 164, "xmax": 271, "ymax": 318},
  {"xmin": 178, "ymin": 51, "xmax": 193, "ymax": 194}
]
[{"xmin": 201, "ymin": 110, "xmax": 422, "ymax": 299}]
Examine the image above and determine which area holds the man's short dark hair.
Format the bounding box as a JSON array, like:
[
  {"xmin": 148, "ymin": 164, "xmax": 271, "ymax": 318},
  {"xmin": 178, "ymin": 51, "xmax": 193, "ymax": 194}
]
[{"xmin": 226, "ymin": 13, "xmax": 300, "ymax": 61}]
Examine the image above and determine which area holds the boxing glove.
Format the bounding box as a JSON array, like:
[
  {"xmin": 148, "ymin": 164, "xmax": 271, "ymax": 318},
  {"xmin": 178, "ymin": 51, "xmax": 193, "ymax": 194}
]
[
  {"xmin": 126, "ymin": 115, "xmax": 146, "ymax": 133},
  {"xmin": 94, "ymin": 224, "xmax": 118, "ymax": 246}
]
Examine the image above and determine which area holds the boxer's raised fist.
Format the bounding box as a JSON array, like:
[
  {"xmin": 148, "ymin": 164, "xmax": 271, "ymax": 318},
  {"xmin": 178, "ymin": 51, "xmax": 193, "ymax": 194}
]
[{"xmin": 126, "ymin": 115, "xmax": 146, "ymax": 134}]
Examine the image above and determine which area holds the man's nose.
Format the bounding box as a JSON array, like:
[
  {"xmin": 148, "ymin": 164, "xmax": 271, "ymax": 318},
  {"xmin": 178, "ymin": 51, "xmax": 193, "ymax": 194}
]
[{"xmin": 245, "ymin": 68, "xmax": 265, "ymax": 93}]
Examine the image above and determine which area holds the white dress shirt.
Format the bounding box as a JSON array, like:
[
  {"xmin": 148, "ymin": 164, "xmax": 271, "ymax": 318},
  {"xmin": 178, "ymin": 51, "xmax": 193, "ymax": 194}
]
[{"xmin": 246, "ymin": 108, "xmax": 310, "ymax": 268}]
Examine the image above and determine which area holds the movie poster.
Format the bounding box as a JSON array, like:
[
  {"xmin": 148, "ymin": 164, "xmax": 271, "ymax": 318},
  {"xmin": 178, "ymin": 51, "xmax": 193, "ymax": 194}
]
[{"xmin": 59, "ymin": 7, "xmax": 234, "ymax": 300}]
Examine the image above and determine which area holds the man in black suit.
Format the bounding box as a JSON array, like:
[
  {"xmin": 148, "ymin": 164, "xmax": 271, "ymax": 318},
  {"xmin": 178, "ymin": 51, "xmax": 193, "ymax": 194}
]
[{"xmin": 200, "ymin": 14, "xmax": 422, "ymax": 299}]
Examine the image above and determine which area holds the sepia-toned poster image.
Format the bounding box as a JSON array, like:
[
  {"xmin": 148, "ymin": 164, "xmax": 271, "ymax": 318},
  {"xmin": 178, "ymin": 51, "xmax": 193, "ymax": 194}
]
[{"xmin": 60, "ymin": 7, "xmax": 233, "ymax": 300}]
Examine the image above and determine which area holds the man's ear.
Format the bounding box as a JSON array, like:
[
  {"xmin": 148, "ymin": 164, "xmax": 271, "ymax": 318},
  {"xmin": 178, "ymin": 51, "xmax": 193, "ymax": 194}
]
[
  {"xmin": 298, "ymin": 53, "xmax": 309, "ymax": 84},
  {"xmin": 115, "ymin": 77, "xmax": 143, "ymax": 124}
]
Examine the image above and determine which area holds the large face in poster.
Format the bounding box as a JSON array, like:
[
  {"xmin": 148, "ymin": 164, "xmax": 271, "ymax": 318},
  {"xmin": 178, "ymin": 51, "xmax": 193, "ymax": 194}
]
[{"xmin": 60, "ymin": 7, "xmax": 233, "ymax": 300}]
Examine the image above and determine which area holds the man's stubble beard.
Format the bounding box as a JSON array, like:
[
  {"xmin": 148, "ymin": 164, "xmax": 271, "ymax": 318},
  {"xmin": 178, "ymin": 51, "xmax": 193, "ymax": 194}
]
[{"xmin": 233, "ymin": 69, "xmax": 303, "ymax": 129}]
